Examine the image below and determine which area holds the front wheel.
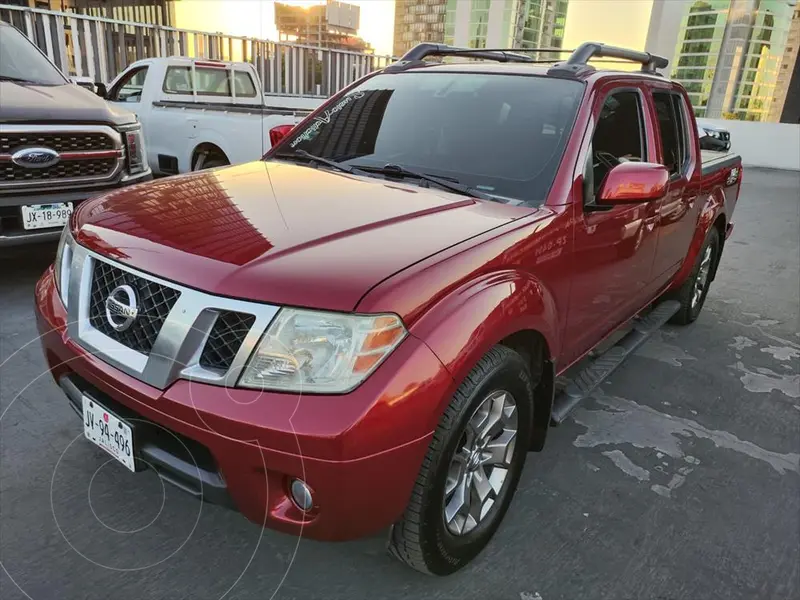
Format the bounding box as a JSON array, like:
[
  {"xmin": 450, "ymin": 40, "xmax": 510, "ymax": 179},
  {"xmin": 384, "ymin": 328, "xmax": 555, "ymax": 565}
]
[
  {"xmin": 669, "ymin": 226, "xmax": 720, "ymax": 325},
  {"xmin": 388, "ymin": 345, "xmax": 535, "ymax": 575}
]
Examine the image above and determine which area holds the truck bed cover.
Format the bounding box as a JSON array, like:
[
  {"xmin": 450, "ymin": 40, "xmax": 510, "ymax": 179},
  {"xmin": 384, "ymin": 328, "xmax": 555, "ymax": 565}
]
[{"xmin": 701, "ymin": 149, "xmax": 740, "ymax": 176}]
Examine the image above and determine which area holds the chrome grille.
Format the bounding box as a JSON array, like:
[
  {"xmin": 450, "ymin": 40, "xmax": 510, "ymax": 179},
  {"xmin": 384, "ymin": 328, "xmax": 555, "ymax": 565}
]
[
  {"xmin": 69, "ymin": 246, "xmax": 280, "ymax": 390},
  {"xmin": 199, "ymin": 311, "xmax": 256, "ymax": 371},
  {"xmin": 88, "ymin": 261, "xmax": 181, "ymax": 355},
  {"xmin": 0, "ymin": 132, "xmax": 115, "ymax": 153},
  {"xmin": 1, "ymin": 158, "xmax": 117, "ymax": 182}
]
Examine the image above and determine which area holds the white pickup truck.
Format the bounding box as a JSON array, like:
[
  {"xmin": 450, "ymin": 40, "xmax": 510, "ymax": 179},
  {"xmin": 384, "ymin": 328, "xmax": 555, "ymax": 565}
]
[{"xmin": 103, "ymin": 57, "xmax": 324, "ymax": 174}]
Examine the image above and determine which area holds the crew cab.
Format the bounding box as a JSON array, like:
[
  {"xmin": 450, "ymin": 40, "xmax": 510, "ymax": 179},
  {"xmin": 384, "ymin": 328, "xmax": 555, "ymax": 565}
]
[
  {"xmin": 0, "ymin": 22, "xmax": 151, "ymax": 246},
  {"xmin": 35, "ymin": 42, "xmax": 742, "ymax": 575},
  {"xmin": 103, "ymin": 57, "xmax": 322, "ymax": 174}
]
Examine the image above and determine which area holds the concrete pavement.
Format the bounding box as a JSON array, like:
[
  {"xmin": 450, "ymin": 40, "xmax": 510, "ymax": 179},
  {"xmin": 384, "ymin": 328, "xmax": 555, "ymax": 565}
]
[{"xmin": 1, "ymin": 168, "xmax": 798, "ymax": 600}]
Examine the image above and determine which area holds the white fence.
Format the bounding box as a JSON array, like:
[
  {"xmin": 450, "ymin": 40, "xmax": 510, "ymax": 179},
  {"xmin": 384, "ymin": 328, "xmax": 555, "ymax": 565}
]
[
  {"xmin": 704, "ymin": 119, "xmax": 800, "ymax": 172},
  {"xmin": 0, "ymin": 3, "xmax": 394, "ymax": 97}
]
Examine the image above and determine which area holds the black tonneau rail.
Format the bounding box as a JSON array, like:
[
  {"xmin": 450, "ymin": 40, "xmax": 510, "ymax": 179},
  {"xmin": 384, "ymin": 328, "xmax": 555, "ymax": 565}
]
[{"xmin": 152, "ymin": 100, "xmax": 313, "ymax": 117}]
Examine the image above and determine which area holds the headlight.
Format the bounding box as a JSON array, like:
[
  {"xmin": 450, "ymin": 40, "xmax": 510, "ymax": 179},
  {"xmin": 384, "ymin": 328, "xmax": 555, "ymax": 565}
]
[
  {"xmin": 123, "ymin": 126, "xmax": 147, "ymax": 175},
  {"xmin": 239, "ymin": 309, "xmax": 407, "ymax": 393},
  {"xmin": 703, "ymin": 128, "xmax": 721, "ymax": 139},
  {"xmin": 54, "ymin": 226, "xmax": 74, "ymax": 308}
]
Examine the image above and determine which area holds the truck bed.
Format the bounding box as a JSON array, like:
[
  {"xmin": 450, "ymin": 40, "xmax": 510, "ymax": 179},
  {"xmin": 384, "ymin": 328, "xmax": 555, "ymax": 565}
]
[{"xmin": 701, "ymin": 149, "xmax": 740, "ymax": 176}]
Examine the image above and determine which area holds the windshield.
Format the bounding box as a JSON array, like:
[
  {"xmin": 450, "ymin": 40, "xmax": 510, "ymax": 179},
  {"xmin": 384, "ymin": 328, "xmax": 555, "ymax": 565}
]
[
  {"xmin": 272, "ymin": 70, "xmax": 584, "ymax": 205},
  {"xmin": 0, "ymin": 24, "xmax": 67, "ymax": 86}
]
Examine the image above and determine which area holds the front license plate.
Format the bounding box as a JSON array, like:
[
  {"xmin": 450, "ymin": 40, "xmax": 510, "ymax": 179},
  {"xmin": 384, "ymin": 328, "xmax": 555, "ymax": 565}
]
[
  {"xmin": 82, "ymin": 396, "xmax": 135, "ymax": 472},
  {"xmin": 21, "ymin": 202, "xmax": 74, "ymax": 230}
]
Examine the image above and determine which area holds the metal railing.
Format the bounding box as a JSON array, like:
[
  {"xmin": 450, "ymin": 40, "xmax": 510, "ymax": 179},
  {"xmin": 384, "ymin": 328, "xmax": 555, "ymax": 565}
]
[{"xmin": 0, "ymin": 3, "xmax": 395, "ymax": 97}]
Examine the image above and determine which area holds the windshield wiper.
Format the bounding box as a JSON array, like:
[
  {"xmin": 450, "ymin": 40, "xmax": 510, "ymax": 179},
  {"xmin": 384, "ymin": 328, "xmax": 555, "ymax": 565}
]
[
  {"xmin": 351, "ymin": 163, "xmax": 493, "ymax": 200},
  {"xmin": 0, "ymin": 75, "xmax": 37, "ymax": 84},
  {"xmin": 274, "ymin": 149, "xmax": 361, "ymax": 175}
]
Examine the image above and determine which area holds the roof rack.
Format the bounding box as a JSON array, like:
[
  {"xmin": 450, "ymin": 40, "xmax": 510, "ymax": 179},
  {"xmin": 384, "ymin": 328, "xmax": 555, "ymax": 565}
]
[
  {"xmin": 386, "ymin": 43, "xmax": 572, "ymax": 72},
  {"xmin": 548, "ymin": 41, "xmax": 669, "ymax": 77},
  {"xmin": 386, "ymin": 41, "xmax": 669, "ymax": 78}
]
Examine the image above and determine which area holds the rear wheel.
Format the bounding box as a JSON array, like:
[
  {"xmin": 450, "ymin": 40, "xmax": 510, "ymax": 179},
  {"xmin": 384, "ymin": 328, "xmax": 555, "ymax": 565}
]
[
  {"xmin": 388, "ymin": 345, "xmax": 535, "ymax": 575},
  {"xmin": 192, "ymin": 149, "xmax": 229, "ymax": 171},
  {"xmin": 669, "ymin": 227, "xmax": 720, "ymax": 325}
]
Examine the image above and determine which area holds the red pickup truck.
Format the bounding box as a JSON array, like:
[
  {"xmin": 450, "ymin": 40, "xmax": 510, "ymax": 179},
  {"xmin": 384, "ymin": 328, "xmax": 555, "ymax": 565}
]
[{"xmin": 35, "ymin": 42, "xmax": 742, "ymax": 575}]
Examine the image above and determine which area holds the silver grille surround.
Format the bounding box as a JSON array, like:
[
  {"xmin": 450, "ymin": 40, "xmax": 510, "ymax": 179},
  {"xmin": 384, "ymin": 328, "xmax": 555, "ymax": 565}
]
[
  {"xmin": 0, "ymin": 124, "xmax": 124, "ymax": 190},
  {"xmin": 66, "ymin": 243, "xmax": 280, "ymax": 390}
]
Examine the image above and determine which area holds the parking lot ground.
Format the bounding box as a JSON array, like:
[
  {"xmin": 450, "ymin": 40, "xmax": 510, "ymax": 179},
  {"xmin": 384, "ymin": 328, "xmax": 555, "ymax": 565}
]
[{"xmin": 1, "ymin": 168, "xmax": 798, "ymax": 600}]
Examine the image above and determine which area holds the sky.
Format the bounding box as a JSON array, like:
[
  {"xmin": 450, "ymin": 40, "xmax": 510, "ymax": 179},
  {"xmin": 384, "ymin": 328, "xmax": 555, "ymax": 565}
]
[
  {"xmin": 563, "ymin": 0, "xmax": 656, "ymax": 70},
  {"xmin": 174, "ymin": 0, "xmax": 659, "ymax": 61},
  {"xmin": 175, "ymin": 0, "xmax": 396, "ymax": 56}
]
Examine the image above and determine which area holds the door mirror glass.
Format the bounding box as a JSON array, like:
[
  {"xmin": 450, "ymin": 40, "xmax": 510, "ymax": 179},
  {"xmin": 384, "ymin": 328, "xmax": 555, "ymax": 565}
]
[{"xmin": 597, "ymin": 162, "xmax": 669, "ymax": 204}]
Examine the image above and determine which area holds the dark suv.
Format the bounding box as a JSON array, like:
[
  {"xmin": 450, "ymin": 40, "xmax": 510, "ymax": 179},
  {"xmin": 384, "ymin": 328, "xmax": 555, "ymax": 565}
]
[{"xmin": 0, "ymin": 22, "xmax": 151, "ymax": 246}]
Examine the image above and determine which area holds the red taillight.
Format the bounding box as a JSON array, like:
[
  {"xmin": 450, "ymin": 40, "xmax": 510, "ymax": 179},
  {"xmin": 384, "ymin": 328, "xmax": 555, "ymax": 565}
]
[{"xmin": 269, "ymin": 124, "xmax": 295, "ymax": 147}]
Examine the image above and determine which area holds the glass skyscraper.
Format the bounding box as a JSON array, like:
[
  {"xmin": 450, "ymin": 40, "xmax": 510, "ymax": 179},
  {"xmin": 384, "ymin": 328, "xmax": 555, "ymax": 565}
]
[
  {"xmin": 393, "ymin": 0, "xmax": 568, "ymax": 58},
  {"xmin": 445, "ymin": 0, "xmax": 568, "ymax": 51},
  {"xmin": 393, "ymin": 0, "xmax": 448, "ymax": 58},
  {"xmin": 671, "ymin": 0, "xmax": 795, "ymax": 121}
]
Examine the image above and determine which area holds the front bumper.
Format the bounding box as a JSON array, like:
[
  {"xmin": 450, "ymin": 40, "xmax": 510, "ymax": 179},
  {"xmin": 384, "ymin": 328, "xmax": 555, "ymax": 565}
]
[
  {"xmin": 0, "ymin": 171, "xmax": 152, "ymax": 247},
  {"xmin": 35, "ymin": 267, "xmax": 453, "ymax": 541}
]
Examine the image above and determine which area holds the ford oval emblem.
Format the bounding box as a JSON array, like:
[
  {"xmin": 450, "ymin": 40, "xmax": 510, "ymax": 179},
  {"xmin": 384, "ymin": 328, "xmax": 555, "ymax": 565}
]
[{"xmin": 11, "ymin": 147, "xmax": 60, "ymax": 169}]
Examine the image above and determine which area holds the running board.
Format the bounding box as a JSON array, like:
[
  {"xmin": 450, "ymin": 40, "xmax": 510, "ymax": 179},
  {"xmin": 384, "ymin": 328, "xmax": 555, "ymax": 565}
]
[{"xmin": 550, "ymin": 300, "xmax": 681, "ymax": 425}]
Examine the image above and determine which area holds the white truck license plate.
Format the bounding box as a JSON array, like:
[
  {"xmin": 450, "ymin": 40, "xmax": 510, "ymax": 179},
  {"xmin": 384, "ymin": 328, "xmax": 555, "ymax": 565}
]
[
  {"xmin": 82, "ymin": 396, "xmax": 135, "ymax": 472},
  {"xmin": 21, "ymin": 202, "xmax": 73, "ymax": 230}
]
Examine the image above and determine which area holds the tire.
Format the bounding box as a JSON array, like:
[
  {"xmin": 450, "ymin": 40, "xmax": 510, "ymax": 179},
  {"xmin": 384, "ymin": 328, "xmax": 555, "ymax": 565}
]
[
  {"xmin": 669, "ymin": 226, "xmax": 720, "ymax": 325},
  {"xmin": 192, "ymin": 152, "xmax": 229, "ymax": 171},
  {"xmin": 388, "ymin": 345, "xmax": 536, "ymax": 575}
]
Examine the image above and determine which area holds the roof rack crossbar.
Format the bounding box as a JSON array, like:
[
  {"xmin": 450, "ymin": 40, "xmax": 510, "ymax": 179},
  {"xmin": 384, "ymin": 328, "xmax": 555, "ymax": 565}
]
[
  {"xmin": 398, "ymin": 43, "xmax": 573, "ymax": 64},
  {"xmin": 557, "ymin": 41, "xmax": 669, "ymax": 75},
  {"xmin": 390, "ymin": 41, "xmax": 670, "ymax": 78}
]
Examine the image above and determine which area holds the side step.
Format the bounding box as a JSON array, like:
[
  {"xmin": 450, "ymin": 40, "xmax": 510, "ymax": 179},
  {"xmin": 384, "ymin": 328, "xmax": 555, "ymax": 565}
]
[{"xmin": 550, "ymin": 300, "xmax": 680, "ymax": 425}]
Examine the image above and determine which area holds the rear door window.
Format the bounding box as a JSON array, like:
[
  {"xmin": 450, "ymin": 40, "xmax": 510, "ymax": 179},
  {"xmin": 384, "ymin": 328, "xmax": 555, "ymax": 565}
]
[
  {"xmin": 653, "ymin": 92, "xmax": 690, "ymax": 176},
  {"xmin": 195, "ymin": 67, "xmax": 231, "ymax": 96},
  {"xmin": 233, "ymin": 71, "xmax": 257, "ymax": 97},
  {"xmin": 163, "ymin": 66, "xmax": 192, "ymax": 94},
  {"xmin": 163, "ymin": 66, "xmax": 232, "ymax": 96}
]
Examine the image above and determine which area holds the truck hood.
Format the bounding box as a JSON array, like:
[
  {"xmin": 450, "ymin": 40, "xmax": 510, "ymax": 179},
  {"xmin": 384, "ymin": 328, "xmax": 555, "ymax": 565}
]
[
  {"xmin": 0, "ymin": 81, "xmax": 135, "ymax": 126},
  {"xmin": 74, "ymin": 161, "xmax": 526, "ymax": 312}
]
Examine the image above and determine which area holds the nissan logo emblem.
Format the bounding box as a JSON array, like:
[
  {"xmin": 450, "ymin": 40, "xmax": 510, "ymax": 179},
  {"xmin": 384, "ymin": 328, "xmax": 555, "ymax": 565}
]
[
  {"xmin": 105, "ymin": 285, "xmax": 139, "ymax": 332},
  {"xmin": 11, "ymin": 147, "xmax": 60, "ymax": 169}
]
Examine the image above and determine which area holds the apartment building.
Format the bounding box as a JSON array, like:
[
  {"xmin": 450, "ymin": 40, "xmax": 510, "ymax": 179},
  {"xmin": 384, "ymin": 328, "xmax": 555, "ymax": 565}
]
[
  {"xmin": 393, "ymin": 0, "xmax": 447, "ymax": 57},
  {"xmin": 662, "ymin": 0, "xmax": 795, "ymax": 121},
  {"xmin": 393, "ymin": 0, "xmax": 568, "ymax": 58},
  {"xmin": 768, "ymin": 3, "xmax": 799, "ymax": 121}
]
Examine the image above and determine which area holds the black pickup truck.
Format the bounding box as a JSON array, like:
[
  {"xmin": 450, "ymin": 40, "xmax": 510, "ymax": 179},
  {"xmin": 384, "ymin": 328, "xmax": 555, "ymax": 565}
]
[{"xmin": 0, "ymin": 21, "xmax": 151, "ymax": 246}]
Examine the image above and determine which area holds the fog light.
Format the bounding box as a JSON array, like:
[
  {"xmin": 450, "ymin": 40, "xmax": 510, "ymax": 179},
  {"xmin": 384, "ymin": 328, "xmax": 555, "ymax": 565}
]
[{"xmin": 290, "ymin": 479, "xmax": 314, "ymax": 512}]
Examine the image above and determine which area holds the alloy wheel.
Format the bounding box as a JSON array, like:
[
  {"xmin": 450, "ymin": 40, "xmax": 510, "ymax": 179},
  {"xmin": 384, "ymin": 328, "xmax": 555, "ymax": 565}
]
[
  {"xmin": 443, "ymin": 390, "xmax": 518, "ymax": 536},
  {"xmin": 692, "ymin": 244, "xmax": 713, "ymax": 308}
]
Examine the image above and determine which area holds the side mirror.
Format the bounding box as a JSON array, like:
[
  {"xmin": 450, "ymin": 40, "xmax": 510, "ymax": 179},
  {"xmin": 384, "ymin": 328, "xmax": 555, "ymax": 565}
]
[
  {"xmin": 70, "ymin": 77, "xmax": 95, "ymax": 93},
  {"xmin": 95, "ymin": 82, "xmax": 108, "ymax": 99},
  {"xmin": 269, "ymin": 124, "xmax": 294, "ymax": 147},
  {"xmin": 597, "ymin": 162, "xmax": 669, "ymax": 204}
]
